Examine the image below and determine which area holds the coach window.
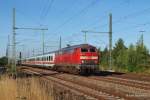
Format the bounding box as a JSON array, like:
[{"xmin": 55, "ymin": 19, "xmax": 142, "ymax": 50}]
[
  {"xmin": 49, "ymin": 56, "xmax": 50, "ymax": 61},
  {"xmin": 51, "ymin": 56, "xmax": 53, "ymax": 61},
  {"xmin": 81, "ymin": 48, "xmax": 88, "ymax": 52},
  {"xmin": 50, "ymin": 56, "xmax": 51, "ymax": 61}
]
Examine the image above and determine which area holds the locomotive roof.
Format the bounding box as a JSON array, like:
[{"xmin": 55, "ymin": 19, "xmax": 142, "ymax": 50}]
[
  {"xmin": 60, "ymin": 43, "xmax": 95, "ymax": 51},
  {"xmin": 25, "ymin": 44, "xmax": 95, "ymax": 59},
  {"xmin": 44, "ymin": 44, "xmax": 95, "ymax": 54}
]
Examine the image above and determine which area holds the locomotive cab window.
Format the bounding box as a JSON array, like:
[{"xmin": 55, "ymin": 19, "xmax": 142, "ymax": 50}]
[
  {"xmin": 81, "ymin": 48, "xmax": 88, "ymax": 52},
  {"xmin": 90, "ymin": 48, "xmax": 96, "ymax": 52}
]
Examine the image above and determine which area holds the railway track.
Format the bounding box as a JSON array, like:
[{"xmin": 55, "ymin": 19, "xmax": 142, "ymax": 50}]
[
  {"xmin": 21, "ymin": 67, "xmax": 120, "ymax": 100},
  {"xmin": 55, "ymin": 74, "xmax": 150, "ymax": 99},
  {"xmin": 89, "ymin": 76, "xmax": 150, "ymax": 90},
  {"xmin": 20, "ymin": 66, "xmax": 150, "ymax": 100},
  {"xmin": 112, "ymin": 74, "xmax": 150, "ymax": 82}
]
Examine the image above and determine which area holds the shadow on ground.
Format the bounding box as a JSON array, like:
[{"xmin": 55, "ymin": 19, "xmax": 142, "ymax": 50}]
[{"xmin": 83, "ymin": 71, "xmax": 125, "ymax": 77}]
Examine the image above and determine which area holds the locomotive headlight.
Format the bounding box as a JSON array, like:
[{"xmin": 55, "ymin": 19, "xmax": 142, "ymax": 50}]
[{"xmin": 81, "ymin": 60, "xmax": 84, "ymax": 64}]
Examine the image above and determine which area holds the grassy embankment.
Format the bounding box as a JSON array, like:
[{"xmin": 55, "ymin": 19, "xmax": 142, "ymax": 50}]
[
  {"xmin": 0, "ymin": 75, "xmax": 53, "ymax": 100},
  {"xmin": 100, "ymin": 65, "xmax": 150, "ymax": 74}
]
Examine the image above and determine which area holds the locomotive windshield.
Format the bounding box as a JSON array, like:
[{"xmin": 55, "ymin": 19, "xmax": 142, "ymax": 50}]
[
  {"xmin": 81, "ymin": 48, "xmax": 96, "ymax": 52},
  {"xmin": 81, "ymin": 48, "xmax": 88, "ymax": 52},
  {"xmin": 90, "ymin": 48, "xmax": 96, "ymax": 52}
]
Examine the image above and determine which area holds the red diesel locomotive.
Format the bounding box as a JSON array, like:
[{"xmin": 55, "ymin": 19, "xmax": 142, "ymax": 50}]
[{"xmin": 21, "ymin": 44, "xmax": 99, "ymax": 74}]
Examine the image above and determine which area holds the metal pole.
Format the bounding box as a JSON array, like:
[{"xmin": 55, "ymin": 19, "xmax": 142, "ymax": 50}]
[
  {"xmin": 85, "ymin": 31, "xmax": 87, "ymax": 43},
  {"xmin": 109, "ymin": 13, "xmax": 112, "ymax": 70},
  {"xmin": 11, "ymin": 8, "xmax": 17, "ymax": 76},
  {"xmin": 19, "ymin": 52, "xmax": 22, "ymax": 65},
  {"xmin": 59, "ymin": 36, "xmax": 61, "ymax": 50},
  {"xmin": 22, "ymin": 45, "xmax": 25, "ymax": 59},
  {"xmin": 139, "ymin": 31, "xmax": 145, "ymax": 47},
  {"xmin": 42, "ymin": 30, "xmax": 45, "ymax": 67},
  {"xmin": 82, "ymin": 31, "xmax": 87, "ymax": 43},
  {"xmin": 42, "ymin": 30, "xmax": 45, "ymax": 55},
  {"xmin": 32, "ymin": 49, "xmax": 35, "ymax": 56},
  {"xmin": 7, "ymin": 35, "xmax": 10, "ymax": 65}
]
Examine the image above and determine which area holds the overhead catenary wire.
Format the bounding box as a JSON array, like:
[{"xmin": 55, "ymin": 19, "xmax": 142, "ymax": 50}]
[
  {"xmin": 39, "ymin": 0, "xmax": 50, "ymax": 20},
  {"xmin": 15, "ymin": 9, "xmax": 41, "ymax": 26},
  {"xmin": 114, "ymin": 22, "xmax": 150, "ymax": 33},
  {"xmin": 43, "ymin": 0, "xmax": 105, "ymax": 41},
  {"xmin": 53, "ymin": 0, "xmax": 100, "ymax": 33},
  {"xmin": 50, "ymin": 2, "xmax": 129, "ymax": 42},
  {"xmin": 92, "ymin": 7, "xmax": 150, "ymax": 30},
  {"xmin": 40, "ymin": 0, "xmax": 55, "ymax": 22},
  {"xmin": 83, "ymin": 0, "xmax": 130, "ymax": 29}
]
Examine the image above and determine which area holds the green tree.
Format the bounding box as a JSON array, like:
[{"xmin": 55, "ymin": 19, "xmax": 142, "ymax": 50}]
[
  {"xmin": 101, "ymin": 47, "xmax": 109, "ymax": 66},
  {"xmin": 112, "ymin": 38, "xmax": 128, "ymax": 67},
  {"xmin": 0, "ymin": 56, "xmax": 8, "ymax": 67},
  {"xmin": 128, "ymin": 44, "xmax": 136, "ymax": 66}
]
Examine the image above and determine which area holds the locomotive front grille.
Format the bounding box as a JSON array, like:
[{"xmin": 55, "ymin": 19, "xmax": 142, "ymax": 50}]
[{"xmin": 82, "ymin": 60, "xmax": 95, "ymax": 65}]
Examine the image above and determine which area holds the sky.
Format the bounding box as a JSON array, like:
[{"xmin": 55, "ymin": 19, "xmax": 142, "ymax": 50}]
[{"xmin": 0, "ymin": 0, "xmax": 150, "ymax": 57}]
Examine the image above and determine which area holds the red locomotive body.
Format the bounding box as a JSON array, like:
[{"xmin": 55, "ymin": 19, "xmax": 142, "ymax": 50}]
[{"xmin": 55, "ymin": 44, "xmax": 99, "ymax": 74}]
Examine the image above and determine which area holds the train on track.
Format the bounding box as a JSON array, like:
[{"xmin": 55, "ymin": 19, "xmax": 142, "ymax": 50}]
[{"xmin": 21, "ymin": 44, "xmax": 99, "ymax": 74}]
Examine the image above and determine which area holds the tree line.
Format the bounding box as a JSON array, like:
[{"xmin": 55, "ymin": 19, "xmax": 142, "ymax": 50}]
[
  {"xmin": 100, "ymin": 35, "xmax": 150, "ymax": 72},
  {"xmin": 0, "ymin": 57, "xmax": 8, "ymax": 67}
]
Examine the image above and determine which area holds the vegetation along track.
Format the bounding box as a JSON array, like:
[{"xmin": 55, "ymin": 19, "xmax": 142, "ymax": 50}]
[{"xmin": 20, "ymin": 66, "xmax": 150, "ymax": 100}]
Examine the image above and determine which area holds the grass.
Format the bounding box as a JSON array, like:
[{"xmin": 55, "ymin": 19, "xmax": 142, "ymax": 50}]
[
  {"xmin": 100, "ymin": 65, "xmax": 150, "ymax": 74},
  {"xmin": 0, "ymin": 75, "xmax": 53, "ymax": 100},
  {"xmin": 0, "ymin": 74, "xmax": 92, "ymax": 100}
]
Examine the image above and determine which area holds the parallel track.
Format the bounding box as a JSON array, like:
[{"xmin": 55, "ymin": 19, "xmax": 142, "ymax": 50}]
[
  {"xmin": 21, "ymin": 67, "xmax": 120, "ymax": 100},
  {"xmin": 89, "ymin": 76, "xmax": 150, "ymax": 90},
  {"xmin": 20, "ymin": 66, "xmax": 150, "ymax": 100}
]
